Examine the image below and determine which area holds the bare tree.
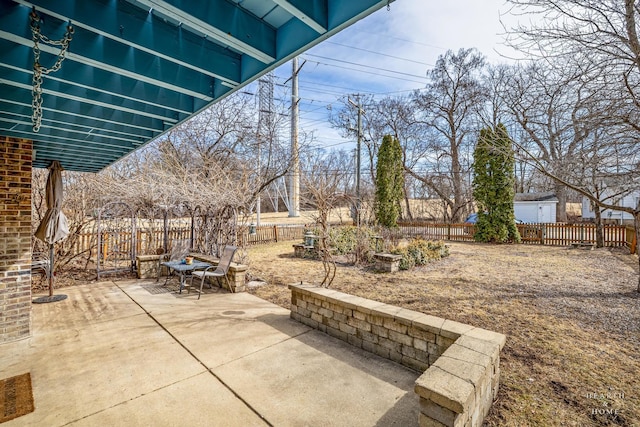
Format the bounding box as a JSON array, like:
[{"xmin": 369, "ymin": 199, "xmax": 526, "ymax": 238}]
[
  {"xmin": 505, "ymin": 0, "xmax": 640, "ymax": 75},
  {"xmin": 77, "ymin": 91, "xmax": 293, "ymax": 257},
  {"xmin": 329, "ymin": 50, "xmax": 488, "ymax": 224},
  {"xmin": 301, "ymin": 150, "xmax": 353, "ymax": 287},
  {"xmin": 503, "ymin": 0, "xmax": 640, "ymax": 289},
  {"xmin": 330, "ymin": 94, "xmax": 423, "ymax": 214},
  {"xmin": 499, "ymin": 62, "xmax": 599, "ymax": 221},
  {"xmin": 409, "ymin": 48, "xmax": 487, "ymax": 222}
]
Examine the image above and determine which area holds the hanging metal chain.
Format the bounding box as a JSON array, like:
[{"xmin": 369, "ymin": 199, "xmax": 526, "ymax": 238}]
[{"xmin": 30, "ymin": 8, "xmax": 73, "ymax": 132}]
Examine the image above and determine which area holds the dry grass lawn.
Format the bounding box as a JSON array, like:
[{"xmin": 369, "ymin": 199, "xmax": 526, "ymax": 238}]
[{"xmin": 246, "ymin": 241, "xmax": 639, "ymax": 426}]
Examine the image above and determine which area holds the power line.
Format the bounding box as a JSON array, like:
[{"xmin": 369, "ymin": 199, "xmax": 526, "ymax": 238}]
[
  {"xmin": 272, "ymin": 59, "xmax": 429, "ymax": 100},
  {"xmin": 304, "ymin": 53, "xmax": 428, "ymax": 80},
  {"xmin": 347, "ymin": 27, "xmax": 449, "ymax": 52},
  {"xmin": 276, "ymin": 74, "xmax": 397, "ymax": 97},
  {"xmin": 302, "ymin": 57, "xmax": 427, "ymax": 85},
  {"xmin": 297, "ymin": 79, "xmax": 374, "ymax": 93},
  {"xmin": 323, "ymin": 41, "xmax": 434, "ymax": 67}
]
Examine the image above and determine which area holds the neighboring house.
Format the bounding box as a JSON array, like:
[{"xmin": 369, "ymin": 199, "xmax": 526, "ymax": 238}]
[
  {"xmin": 582, "ymin": 190, "xmax": 640, "ymax": 224},
  {"xmin": 514, "ymin": 192, "xmax": 558, "ymax": 223}
]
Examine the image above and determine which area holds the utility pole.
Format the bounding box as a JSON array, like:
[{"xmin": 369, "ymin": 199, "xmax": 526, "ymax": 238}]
[
  {"xmin": 288, "ymin": 57, "xmax": 303, "ymax": 217},
  {"xmin": 256, "ymin": 140, "xmax": 261, "ymax": 226},
  {"xmin": 348, "ymin": 96, "xmax": 364, "ymax": 226},
  {"xmin": 256, "ymin": 72, "xmax": 275, "ymax": 226}
]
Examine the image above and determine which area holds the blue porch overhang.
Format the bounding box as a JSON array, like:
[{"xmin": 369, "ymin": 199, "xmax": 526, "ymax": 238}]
[{"xmin": 0, "ymin": 0, "xmax": 394, "ymax": 172}]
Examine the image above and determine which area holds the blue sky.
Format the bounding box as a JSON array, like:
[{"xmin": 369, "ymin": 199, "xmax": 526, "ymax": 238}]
[{"xmin": 265, "ymin": 0, "xmax": 521, "ymax": 152}]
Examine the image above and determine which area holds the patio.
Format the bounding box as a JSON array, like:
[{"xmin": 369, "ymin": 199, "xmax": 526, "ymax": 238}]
[{"xmin": 0, "ymin": 280, "xmax": 418, "ymax": 426}]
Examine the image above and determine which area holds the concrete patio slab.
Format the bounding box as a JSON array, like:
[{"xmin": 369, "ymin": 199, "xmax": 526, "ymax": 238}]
[
  {"xmin": 69, "ymin": 373, "xmax": 268, "ymax": 427},
  {"xmin": 1, "ymin": 279, "xmax": 419, "ymax": 426},
  {"xmin": 214, "ymin": 329, "xmax": 417, "ymax": 426},
  {"xmin": 126, "ymin": 285, "xmax": 311, "ymax": 369}
]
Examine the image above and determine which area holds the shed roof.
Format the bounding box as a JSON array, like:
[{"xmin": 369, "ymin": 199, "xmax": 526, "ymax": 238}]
[
  {"xmin": 0, "ymin": 0, "xmax": 392, "ymax": 172},
  {"xmin": 514, "ymin": 192, "xmax": 559, "ymax": 202}
]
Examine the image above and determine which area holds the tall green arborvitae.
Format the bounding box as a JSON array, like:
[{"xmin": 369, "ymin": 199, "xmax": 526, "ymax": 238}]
[
  {"xmin": 472, "ymin": 124, "xmax": 521, "ymax": 243},
  {"xmin": 375, "ymin": 134, "xmax": 404, "ymax": 228}
]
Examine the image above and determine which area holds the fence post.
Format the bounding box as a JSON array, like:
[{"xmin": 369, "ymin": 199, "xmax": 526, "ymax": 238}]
[
  {"xmin": 541, "ymin": 225, "xmax": 546, "ymax": 245},
  {"xmin": 103, "ymin": 233, "xmax": 109, "ymax": 260},
  {"xmin": 274, "ymin": 225, "xmax": 279, "ymax": 242},
  {"xmin": 447, "ymin": 224, "xmax": 451, "ymax": 240}
]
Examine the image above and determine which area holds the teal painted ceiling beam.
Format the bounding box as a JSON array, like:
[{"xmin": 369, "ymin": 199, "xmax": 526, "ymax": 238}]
[
  {"xmin": 0, "ymin": 62, "xmax": 202, "ymax": 120},
  {"xmin": 272, "ymin": 0, "xmax": 327, "ymax": 34},
  {"xmin": 0, "ymin": 10, "xmax": 217, "ymax": 102},
  {"xmin": 0, "ymin": 0, "xmax": 393, "ymax": 172},
  {"xmin": 0, "ymin": 94, "xmax": 166, "ymax": 136},
  {"xmin": 131, "ymin": 0, "xmax": 277, "ymax": 63},
  {"xmin": 2, "ymin": 80, "xmax": 184, "ymax": 124},
  {"xmin": 16, "ymin": 0, "xmax": 242, "ymax": 85},
  {"xmin": 0, "ymin": 108, "xmax": 157, "ymax": 142}
]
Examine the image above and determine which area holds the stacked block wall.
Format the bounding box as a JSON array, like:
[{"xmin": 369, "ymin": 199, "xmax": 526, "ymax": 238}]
[{"xmin": 289, "ymin": 284, "xmax": 506, "ymax": 427}]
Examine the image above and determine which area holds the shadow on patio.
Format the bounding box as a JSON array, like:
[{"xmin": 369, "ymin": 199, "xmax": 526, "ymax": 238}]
[{"xmin": 0, "ymin": 279, "xmax": 419, "ymax": 426}]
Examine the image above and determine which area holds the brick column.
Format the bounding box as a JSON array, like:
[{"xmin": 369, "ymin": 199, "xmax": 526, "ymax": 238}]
[{"xmin": 0, "ymin": 136, "xmax": 32, "ymax": 343}]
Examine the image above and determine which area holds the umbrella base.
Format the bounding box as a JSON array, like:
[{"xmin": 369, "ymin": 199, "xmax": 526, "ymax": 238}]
[{"xmin": 32, "ymin": 295, "xmax": 68, "ymax": 304}]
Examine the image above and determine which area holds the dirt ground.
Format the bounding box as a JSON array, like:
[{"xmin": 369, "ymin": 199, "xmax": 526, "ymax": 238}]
[{"xmin": 246, "ymin": 241, "xmax": 640, "ymax": 427}]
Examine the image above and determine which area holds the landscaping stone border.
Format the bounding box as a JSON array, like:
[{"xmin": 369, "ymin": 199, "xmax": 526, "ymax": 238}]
[
  {"xmin": 289, "ymin": 284, "xmax": 506, "ymax": 427},
  {"xmin": 292, "ymin": 243, "xmax": 316, "ymax": 258},
  {"xmin": 374, "ymin": 253, "xmax": 403, "ymax": 272}
]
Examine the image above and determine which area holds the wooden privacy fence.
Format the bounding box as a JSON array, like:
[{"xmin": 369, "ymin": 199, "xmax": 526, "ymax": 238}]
[
  {"xmin": 71, "ymin": 227, "xmax": 194, "ymax": 260},
  {"xmin": 69, "ymin": 222, "xmax": 636, "ymax": 261},
  {"xmin": 397, "ymin": 221, "xmax": 634, "ymax": 250},
  {"xmin": 627, "ymin": 226, "xmax": 638, "ymax": 255},
  {"xmin": 72, "ymin": 224, "xmax": 307, "ymax": 260},
  {"xmin": 238, "ymin": 225, "xmax": 306, "ymax": 246}
]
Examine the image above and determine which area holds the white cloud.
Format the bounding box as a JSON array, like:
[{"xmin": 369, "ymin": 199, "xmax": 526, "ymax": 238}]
[{"xmin": 274, "ymin": 0, "xmax": 523, "ymax": 150}]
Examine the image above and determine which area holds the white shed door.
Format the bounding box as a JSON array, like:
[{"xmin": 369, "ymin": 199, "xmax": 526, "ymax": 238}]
[{"xmin": 539, "ymin": 204, "xmax": 553, "ymax": 223}]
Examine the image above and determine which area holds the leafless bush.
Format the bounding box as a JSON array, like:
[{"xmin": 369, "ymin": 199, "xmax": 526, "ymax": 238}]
[{"xmin": 302, "ymin": 150, "xmax": 355, "ymax": 287}]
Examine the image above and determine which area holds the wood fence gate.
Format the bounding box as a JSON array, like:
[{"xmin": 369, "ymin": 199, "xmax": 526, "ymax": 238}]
[{"xmin": 96, "ymin": 202, "xmax": 136, "ymax": 280}]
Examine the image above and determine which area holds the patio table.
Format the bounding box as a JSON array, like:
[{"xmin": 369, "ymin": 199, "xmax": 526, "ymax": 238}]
[{"xmin": 161, "ymin": 260, "xmax": 211, "ymax": 293}]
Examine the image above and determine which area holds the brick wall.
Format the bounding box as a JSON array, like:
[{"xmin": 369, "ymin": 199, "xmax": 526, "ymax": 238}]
[{"xmin": 0, "ymin": 136, "xmax": 32, "ymax": 343}]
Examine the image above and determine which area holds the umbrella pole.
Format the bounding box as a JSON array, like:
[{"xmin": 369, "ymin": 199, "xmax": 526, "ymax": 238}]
[
  {"xmin": 33, "ymin": 242, "xmax": 67, "ymax": 304},
  {"xmin": 48, "ymin": 243, "xmax": 54, "ymax": 297}
]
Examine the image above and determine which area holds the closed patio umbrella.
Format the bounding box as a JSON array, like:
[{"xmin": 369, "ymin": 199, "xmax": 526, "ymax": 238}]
[{"xmin": 34, "ymin": 161, "xmax": 69, "ymax": 303}]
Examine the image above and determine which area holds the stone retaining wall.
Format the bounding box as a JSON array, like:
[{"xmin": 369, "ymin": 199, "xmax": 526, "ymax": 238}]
[{"xmin": 289, "ymin": 284, "xmax": 506, "ymax": 427}]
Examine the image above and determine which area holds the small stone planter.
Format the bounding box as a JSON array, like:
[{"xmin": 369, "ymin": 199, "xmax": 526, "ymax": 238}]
[
  {"xmin": 374, "ymin": 253, "xmax": 403, "ymax": 272},
  {"xmin": 570, "ymin": 241, "xmax": 595, "ymax": 249},
  {"xmin": 293, "ymin": 243, "xmax": 316, "ymax": 258},
  {"xmin": 136, "ymin": 254, "xmax": 162, "ymax": 279}
]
